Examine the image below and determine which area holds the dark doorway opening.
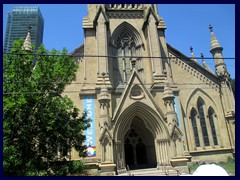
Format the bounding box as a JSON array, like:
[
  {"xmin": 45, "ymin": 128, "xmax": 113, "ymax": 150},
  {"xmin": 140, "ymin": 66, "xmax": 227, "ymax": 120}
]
[
  {"xmin": 124, "ymin": 118, "xmax": 157, "ymax": 170},
  {"xmin": 136, "ymin": 139, "xmax": 147, "ymax": 165},
  {"xmin": 124, "ymin": 138, "xmax": 134, "ymax": 166}
]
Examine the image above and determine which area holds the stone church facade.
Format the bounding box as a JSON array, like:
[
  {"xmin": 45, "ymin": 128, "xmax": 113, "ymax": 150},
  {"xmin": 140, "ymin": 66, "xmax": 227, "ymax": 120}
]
[{"xmin": 64, "ymin": 4, "xmax": 235, "ymax": 174}]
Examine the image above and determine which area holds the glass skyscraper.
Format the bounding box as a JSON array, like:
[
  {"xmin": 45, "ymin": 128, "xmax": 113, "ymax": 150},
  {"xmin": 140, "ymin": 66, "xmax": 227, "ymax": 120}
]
[{"xmin": 4, "ymin": 6, "xmax": 44, "ymax": 53}]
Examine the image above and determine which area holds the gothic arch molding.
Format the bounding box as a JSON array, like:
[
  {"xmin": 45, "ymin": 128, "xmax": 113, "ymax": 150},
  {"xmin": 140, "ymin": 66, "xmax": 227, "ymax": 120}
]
[
  {"xmin": 113, "ymin": 101, "xmax": 169, "ymax": 143},
  {"xmin": 111, "ymin": 21, "xmax": 143, "ymax": 47},
  {"xmin": 186, "ymin": 89, "xmax": 222, "ymax": 149},
  {"xmin": 185, "ymin": 88, "xmax": 219, "ymax": 117},
  {"xmin": 102, "ymin": 135, "xmax": 113, "ymax": 162}
]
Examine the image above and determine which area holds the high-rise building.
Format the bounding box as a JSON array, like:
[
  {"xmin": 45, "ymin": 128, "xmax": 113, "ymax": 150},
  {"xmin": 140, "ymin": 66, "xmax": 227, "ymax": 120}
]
[{"xmin": 3, "ymin": 6, "xmax": 44, "ymax": 53}]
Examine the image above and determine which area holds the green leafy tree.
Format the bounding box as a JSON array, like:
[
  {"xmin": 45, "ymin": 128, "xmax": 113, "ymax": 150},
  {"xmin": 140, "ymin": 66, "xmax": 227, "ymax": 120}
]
[
  {"xmin": 230, "ymin": 78, "xmax": 235, "ymax": 98},
  {"xmin": 3, "ymin": 39, "xmax": 90, "ymax": 176}
]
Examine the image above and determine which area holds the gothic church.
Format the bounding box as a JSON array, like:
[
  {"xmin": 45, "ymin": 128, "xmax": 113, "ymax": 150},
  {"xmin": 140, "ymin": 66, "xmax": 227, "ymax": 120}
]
[{"xmin": 64, "ymin": 4, "xmax": 235, "ymax": 174}]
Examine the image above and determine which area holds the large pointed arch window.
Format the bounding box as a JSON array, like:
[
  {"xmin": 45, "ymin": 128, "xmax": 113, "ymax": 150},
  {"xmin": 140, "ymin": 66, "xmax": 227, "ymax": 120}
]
[
  {"xmin": 191, "ymin": 108, "xmax": 200, "ymax": 147},
  {"xmin": 112, "ymin": 22, "xmax": 143, "ymax": 86},
  {"xmin": 189, "ymin": 96, "xmax": 220, "ymax": 150},
  {"xmin": 197, "ymin": 98, "xmax": 210, "ymax": 146},
  {"xmin": 208, "ymin": 107, "xmax": 218, "ymax": 145}
]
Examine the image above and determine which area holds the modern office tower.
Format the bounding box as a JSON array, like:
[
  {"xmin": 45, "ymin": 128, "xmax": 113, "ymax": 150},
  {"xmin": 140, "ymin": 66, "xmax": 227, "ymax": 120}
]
[{"xmin": 3, "ymin": 6, "xmax": 44, "ymax": 53}]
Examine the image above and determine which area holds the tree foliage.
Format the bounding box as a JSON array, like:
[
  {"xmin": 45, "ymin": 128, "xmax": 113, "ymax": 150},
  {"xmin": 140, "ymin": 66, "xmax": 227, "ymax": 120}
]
[{"xmin": 3, "ymin": 39, "xmax": 90, "ymax": 176}]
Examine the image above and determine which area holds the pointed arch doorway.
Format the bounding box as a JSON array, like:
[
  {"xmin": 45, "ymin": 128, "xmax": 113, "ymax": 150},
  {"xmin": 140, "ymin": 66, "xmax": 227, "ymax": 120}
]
[{"xmin": 124, "ymin": 116, "xmax": 157, "ymax": 170}]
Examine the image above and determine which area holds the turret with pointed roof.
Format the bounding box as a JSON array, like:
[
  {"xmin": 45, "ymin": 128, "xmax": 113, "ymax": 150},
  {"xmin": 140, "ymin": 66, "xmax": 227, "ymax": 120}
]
[
  {"xmin": 209, "ymin": 25, "xmax": 235, "ymax": 119},
  {"xmin": 209, "ymin": 24, "xmax": 229, "ymax": 80},
  {"xmin": 201, "ymin": 53, "xmax": 214, "ymax": 74},
  {"xmin": 190, "ymin": 46, "xmax": 197, "ymax": 62},
  {"xmin": 23, "ymin": 25, "xmax": 33, "ymax": 52}
]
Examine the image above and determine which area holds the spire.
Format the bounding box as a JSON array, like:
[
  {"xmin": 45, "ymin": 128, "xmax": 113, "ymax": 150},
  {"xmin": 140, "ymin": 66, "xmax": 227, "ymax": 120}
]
[
  {"xmin": 209, "ymin": 24, "xmax": 229, "ymax": 79},
  {"xmin": 209, "ymin": 24, "xmax": 223, "ymax": 53},
  {"xmin": 23, "ymin": 25, "xmax": 32, "ymax": 51},
  {"xmin": 201, "ymin": 53, "xmax": 214, "ymax": 74},
  {"xmin": 190, "ymin": 46, "xmax": 197, "ymax": 62}
]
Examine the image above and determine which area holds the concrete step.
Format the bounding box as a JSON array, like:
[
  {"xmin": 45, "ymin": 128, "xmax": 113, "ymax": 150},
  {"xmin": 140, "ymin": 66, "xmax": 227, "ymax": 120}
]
[
  {"xmin": 132, "ymin": 169, "xmax": 179, "ymax": 176},
  {"xmin": 116, "ymin": 168, "xmax": 183, "ymax": 176},
  {"xmin": 130, "ymin": 168, "xmax": 158, "ymax": 173}
]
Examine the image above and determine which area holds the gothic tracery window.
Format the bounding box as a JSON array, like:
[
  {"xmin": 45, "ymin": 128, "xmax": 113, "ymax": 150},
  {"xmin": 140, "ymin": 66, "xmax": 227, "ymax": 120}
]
[
  {"xmin": 191, "ymin": 108, "xmax": 200, "ymax": 147},
  {"xmin": 190, "ymin": 97, "xmax": 219, "ymax": 149},
  {"xmin": 208, "ymin": 107, "xmax": 218, "ymax": 145},
  {"xmin": 197, "ymin": 98, "xmax": 210, "ymax": 146},
  {"xmin": 112, "ymin": 22, "xmax": 143, "ymax": 86},
  {"xmin": 116, "ymin": 32, "xmax": 136, "ymax": 84}
]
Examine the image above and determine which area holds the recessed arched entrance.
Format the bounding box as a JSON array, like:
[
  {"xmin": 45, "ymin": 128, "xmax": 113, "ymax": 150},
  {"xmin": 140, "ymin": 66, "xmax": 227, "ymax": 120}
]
[
  {"xmin": 124, "ymin": 116, "xmax": 157, "ymax": 170},
  {"xmin": 113, "ymin": 102, "xmax": 169, "ymax": 171}
]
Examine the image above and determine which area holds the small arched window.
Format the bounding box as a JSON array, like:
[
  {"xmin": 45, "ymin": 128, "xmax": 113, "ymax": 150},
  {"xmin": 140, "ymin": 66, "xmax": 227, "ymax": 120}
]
[
  {"xmin": 208, "ymin": 107, "xmax": 218, "ymax": 145},
  {"xmin": 191, "ymin": 108, "xmax": 200, "ymax": 147},
  {"xmin": 197, "ymin": 98, "xmax": 209, "ymax": 146}
]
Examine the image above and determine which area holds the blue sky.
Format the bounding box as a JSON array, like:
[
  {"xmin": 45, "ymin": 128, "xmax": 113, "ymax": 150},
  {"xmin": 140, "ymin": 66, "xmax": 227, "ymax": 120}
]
[{"xmin": 3, "ymin": 4, "xmax": 235, "ymax": 78}]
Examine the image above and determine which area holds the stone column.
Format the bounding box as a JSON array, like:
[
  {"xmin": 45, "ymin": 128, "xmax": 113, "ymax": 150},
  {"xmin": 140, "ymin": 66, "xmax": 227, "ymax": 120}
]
[
  {"xmin": 98, "ymin": 74, "xmax": 111, "ymax": 128},
  {"xmin": 115, "ymin": 141, "xmax": 125, "ymax": 170},
  {"xmin": 147, "ymin": 13, "xmax": 165, "ymax": 85},
  {"xmin": 221, "ymin": 82, "xmax": 235, "ymax": 116},
  {"xmin": 96, "ymin": 11, "xmax": 111, "ymax": 88},
  {"xmin": 97, "ymin": 12, "xmax": 108, "ymax": 75},
  {"xmin": 157, "ymin": 139, "xmax": 170, "ymax": 166},
  {"xmin": 156, "ymin": 140, "xmax": 161, "ymax": 167}
]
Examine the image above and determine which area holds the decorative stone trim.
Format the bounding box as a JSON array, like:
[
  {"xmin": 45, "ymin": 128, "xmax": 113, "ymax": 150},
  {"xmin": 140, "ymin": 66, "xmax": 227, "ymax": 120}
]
[
  {"xmin": 189, "ymin": 147, "xmax": 231, "ymax": 154},
  {"xmin": 83, "ymin": 17, "xmax": 94, "ymax": 28},
  {"xmin": 107, "ymin": 12, "xmax": 144, "ymax": 19},
  {"xmin": 129, "ymin": 84, "xmax": 145, "ymax": 100},
  {"xmin": 170, "ymin": 53, "xmax": 220, "ymax": 92},
  {"xmin": 106, "ymin": 4, "xmax": 143, "ymax": 10},
  {"xmin": 157, "ymin": 138, "xmax": 170, "ymax": 143}
]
